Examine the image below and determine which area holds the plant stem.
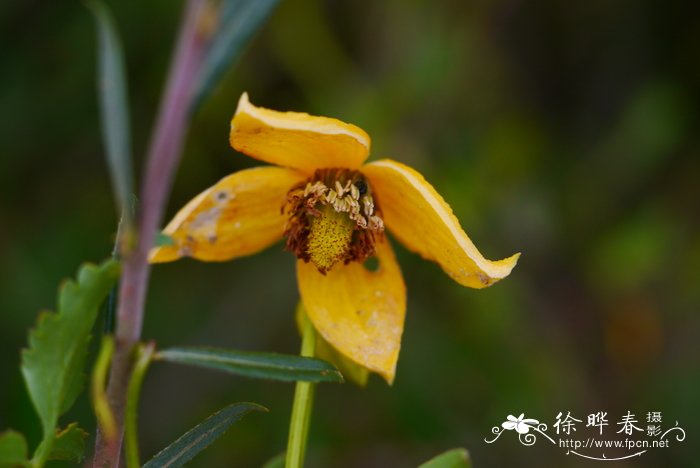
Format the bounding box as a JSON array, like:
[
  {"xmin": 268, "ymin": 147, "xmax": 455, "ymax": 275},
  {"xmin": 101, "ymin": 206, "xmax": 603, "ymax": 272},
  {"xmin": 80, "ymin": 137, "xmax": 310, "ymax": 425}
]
[
  {"xmin": 124, "ymin": 343, "xmax": 155, "ymax": 468},
  {"xmin": 92, "ymin": 0, "xmax": 210, "ymax": 466},
  {"xmin": 286, "ymin": 314, "xmax": 317, "ymax": 468},
  {"xmin": 92, "ymin": 336, "xmax": 117, "ymax": 441}
]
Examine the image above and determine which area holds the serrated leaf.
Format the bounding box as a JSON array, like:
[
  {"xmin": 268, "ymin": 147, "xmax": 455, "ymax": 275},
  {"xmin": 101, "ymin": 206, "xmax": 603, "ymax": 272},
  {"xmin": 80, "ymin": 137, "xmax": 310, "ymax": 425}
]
[
  {"xmin": 21, "ymin": 260, "xmax": 120, "ymax": 464},
  {"xmin": 193, "ymin": 0, "xmax": 280, "ymax": 109},
  {"xmin": 418, "ymin": 448, "xmax": 471, "ymax": 468},
  {"xmin": 46, "ymin": 423, "xmax": 89, "ymax": 463},
  {"xmin": 143, "ymin": 402, "xmax": 266, "ymax": 468},
  {"xmin": 156, "ymin": 346, "xmax": 343, "ymax": 383},
  {"xmin": 0, "ymin": 431, "xmax": 28, "ymax": 467},
  {"xmin": 87, "ymin": 0, "xmax": 134, "ymax": 222}
]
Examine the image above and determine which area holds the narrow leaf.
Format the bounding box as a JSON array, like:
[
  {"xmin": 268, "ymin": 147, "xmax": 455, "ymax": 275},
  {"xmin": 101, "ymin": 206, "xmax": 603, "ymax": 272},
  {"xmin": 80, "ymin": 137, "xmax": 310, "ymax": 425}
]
[
  {"xmin": 143, "ymin": 402, "xmax": 266, "ymax": 468},
  {"xmin": 46, "ymin": 423, "xmax": 89, "ymax": 463},
  {"xmin": 0, "ymin": 431, "xmax": 28, "ymax": 467},
  {"xmin": 193, "ymin": 0, "xmax": 280, "ymax": 108},
  {"xmin": 21, "ymin": 260, "xmax": 120, "ymax": 464},
  {"xmin": 156, "ymin": 347, "xmax": 343, "ymax": 383},
  {"xmin": 418, "ymin": 448, "xmax": 471, "ymax": 468},
  {"xmin": 87, "ymin": 0, "xmax": 134, "ymax": 221}
]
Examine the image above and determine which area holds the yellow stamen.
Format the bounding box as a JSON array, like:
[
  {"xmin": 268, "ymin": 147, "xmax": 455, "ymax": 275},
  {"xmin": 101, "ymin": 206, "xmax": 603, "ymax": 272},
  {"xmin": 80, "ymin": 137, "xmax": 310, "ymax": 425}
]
[{"xmin": 306, "ymin": 204, "xmax": 355, "ymax": 273}]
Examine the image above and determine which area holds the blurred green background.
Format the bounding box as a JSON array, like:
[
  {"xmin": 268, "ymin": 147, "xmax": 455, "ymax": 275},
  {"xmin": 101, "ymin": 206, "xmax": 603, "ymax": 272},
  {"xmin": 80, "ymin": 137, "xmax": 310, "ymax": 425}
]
[{"xmin": 1, "ymin": 0, "xmax": 699, "ymax": 466}]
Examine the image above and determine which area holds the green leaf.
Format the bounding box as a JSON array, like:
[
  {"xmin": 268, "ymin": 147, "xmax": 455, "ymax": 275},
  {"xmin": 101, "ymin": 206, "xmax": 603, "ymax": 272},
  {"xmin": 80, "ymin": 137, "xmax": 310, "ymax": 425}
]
[
  {"xmin": 46, "ymin": 423, "xmax": 89, "ymax": 463},
  {"xmin": 0, "ymin": 431, "xmax": 28, "ymax": 467},
  {"xmin": 156, "ymin": 346, "xmax": 343, "ymax": 383},
  {"xmin": 418, "ymin": 448, "xmax": 471, "ymax": 468},
  {"xmin": 193, "ymin": 0, "xmax": 280, "ymax": 108},
  {"xmin": 21, "ymin": 260, "xmax": 120, "ymax": 464},
  {"xmin": 87, "ymin": 0, "xmax": 134, "ymax": 222},
  {"xmin": 143, "ymin": 402, "xmax": 266, "ymax": 468}
]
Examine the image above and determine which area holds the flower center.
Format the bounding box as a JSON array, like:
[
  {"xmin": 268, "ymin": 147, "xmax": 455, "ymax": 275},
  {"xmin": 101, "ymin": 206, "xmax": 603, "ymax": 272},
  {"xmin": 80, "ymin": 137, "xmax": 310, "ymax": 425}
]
[{"xmin": 283, "ymin": 168, "xmax": 384, "ymax": 273}]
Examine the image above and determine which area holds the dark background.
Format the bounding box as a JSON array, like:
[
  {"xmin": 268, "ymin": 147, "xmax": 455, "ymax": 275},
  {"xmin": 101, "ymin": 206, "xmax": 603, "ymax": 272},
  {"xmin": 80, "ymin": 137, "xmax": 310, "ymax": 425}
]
[{"xmin": 1, "ymin": 0, "xmax": 698, "ymax": 466}]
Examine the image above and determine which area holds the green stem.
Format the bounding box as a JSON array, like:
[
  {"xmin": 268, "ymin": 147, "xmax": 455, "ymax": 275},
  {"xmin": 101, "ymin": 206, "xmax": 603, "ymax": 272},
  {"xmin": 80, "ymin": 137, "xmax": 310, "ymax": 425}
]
[
  {"xmin": 285, "ymin": 314, "xmax": 317, "ymax": 468},
  {"xmin": 30, "ymin": 434, "xmax": 52, "ymax": 468},
  {"xmin": 124, "ymin": 342, "xmax": 155, "ymax": 468},
  {"xmin": 92, "ymin": 336, "xmax": 117, "ymax": 441}
]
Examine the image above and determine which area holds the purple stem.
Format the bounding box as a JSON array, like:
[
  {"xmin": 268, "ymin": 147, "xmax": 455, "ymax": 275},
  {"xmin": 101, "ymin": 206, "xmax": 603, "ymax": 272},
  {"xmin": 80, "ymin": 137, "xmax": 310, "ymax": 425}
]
[{"xmin": 92, "ymin": 0, "xmax": 209, "ymax": 466}]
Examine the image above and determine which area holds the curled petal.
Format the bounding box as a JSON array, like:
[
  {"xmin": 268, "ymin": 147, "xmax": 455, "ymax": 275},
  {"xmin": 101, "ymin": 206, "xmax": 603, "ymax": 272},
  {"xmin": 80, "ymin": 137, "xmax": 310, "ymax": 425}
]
[
  {"xmin": 502, "ymin": 421, "xmax": 517, "ymax": 430},
  {"xmin": 297, "ymin": 237, "xmax": 406, "ymax": 384},
  {"xmin": 230, "ymin": 93, "xmax": 370, "ymax": 173},
  {"xmin": 363, "ymin": 159, "xmax": 520, "ymax": 288},
  {"xmin": 149, "ymin": 167, "xmax": 304, "ymax": 263}
]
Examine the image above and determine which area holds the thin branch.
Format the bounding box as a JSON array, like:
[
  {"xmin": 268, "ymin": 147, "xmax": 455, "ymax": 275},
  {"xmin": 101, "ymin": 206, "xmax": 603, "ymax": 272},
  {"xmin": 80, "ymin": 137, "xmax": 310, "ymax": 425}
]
[{"xmin": 92, "ymin": 1, "xmax": 210, "ymax": 466}]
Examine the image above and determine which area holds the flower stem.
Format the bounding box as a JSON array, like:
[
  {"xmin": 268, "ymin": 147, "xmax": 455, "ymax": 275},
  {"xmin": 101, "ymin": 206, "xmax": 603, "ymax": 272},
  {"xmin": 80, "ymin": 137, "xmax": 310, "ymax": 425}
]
[
  {"xmin": 286, "ymin": 314, "xmax": 317, "ymax": 468},
  {"xmin": 92, "ymin": 0, "xmax": 210, "ymax": 466},
  {"xmin": 124, "ymin": 342, "xmax": 155, "ymax": 468}
]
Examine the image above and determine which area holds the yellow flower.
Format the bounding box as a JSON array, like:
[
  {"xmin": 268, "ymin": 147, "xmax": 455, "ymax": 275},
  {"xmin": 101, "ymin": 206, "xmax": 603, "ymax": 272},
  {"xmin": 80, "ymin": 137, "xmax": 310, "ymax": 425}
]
[{"xmin": 150, "ymin": 93, "xmax": 519, "ymax": 383}]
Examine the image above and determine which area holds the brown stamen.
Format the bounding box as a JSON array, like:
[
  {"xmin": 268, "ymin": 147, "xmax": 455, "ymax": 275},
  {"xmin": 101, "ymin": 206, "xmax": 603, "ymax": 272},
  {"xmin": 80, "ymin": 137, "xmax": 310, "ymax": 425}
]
[{"xmin": 283, "ymin": 168, "xmax": 384, "ymax": 273}]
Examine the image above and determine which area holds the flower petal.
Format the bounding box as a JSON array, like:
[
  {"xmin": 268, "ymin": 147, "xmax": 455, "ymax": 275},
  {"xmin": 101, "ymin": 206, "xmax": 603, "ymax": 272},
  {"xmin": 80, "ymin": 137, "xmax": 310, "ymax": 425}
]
[
  {"xmin": 363, "ymin": 159, "xmax": 520, "ymax": 288},
  {"xmin": 295, "ymin": 303, "xmax": 370, "ymax": 387},
  {"xmin": 149, "ymin": 166, "xmax": 304, "ymax": 263},
  {"xmin": 230, "ymin": 93, "xmax": 370, "ymax": 173},
  {"xmin": 502, "ymin": 422, "xmax": 517, "ymax": 430},
  {"xmin": 296, "ymin": 237, "xmax": 406, "ymax": 384}
]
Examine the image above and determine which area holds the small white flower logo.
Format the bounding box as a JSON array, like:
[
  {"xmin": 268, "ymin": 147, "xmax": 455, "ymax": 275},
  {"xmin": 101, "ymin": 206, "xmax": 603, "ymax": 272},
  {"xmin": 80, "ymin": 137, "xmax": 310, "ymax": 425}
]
[
  {"xmin": 486, "ymin": 412, "xmax": 554, "ymax": 446},
  {"xmin": 502, "ymin": 414, "xmax": 540, "ymax": 434}
]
